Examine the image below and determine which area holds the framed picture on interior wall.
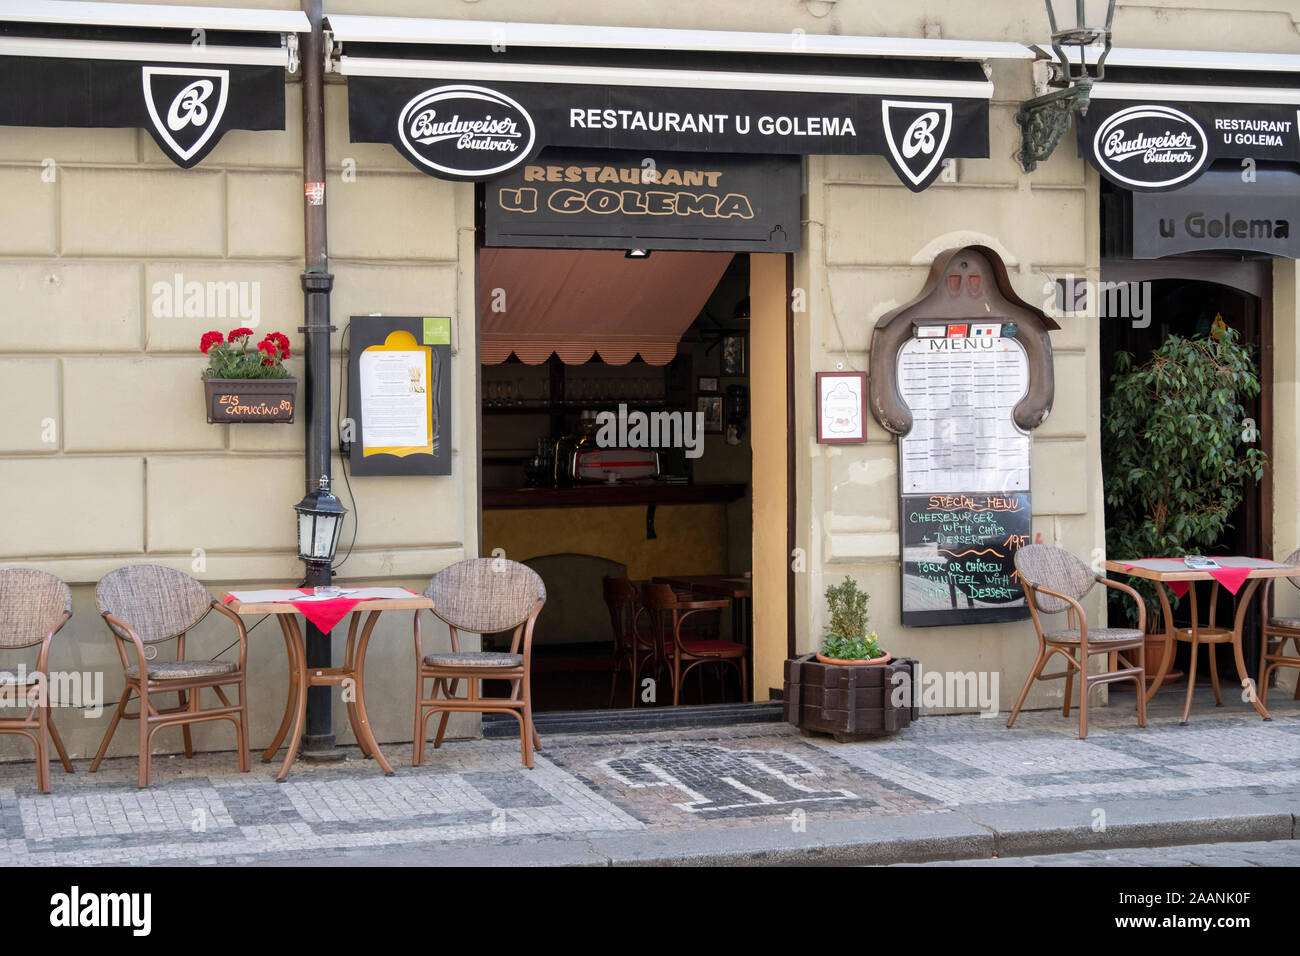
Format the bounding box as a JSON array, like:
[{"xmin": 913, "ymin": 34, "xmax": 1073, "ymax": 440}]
[
  {"xmin": 816, "ymin": 371, "xmax": 868, "ymax": 444},
  {"xmin": 698, "ymin": 395, "xmax": 724, "ymax": 434},
  {"xmin": 721, "ymin": 335, "xmax": 746, "ymax": 376},
  {"xmin": 697, "ymin": 376, "xmax": 719, "ymax": 393}
]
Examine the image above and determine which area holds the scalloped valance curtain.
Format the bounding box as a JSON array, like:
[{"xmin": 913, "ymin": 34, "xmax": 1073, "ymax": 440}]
[{"xmin": 478, "ymin": 248, "xmax": 733, "ymax": 366}]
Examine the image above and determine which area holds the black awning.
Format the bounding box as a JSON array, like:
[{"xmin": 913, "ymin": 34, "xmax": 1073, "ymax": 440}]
[
  {"xmin": 329, "ymin": 16, "xmax": 1022, "ymax": 192},
  {"xmin": 0, "ymin": 2, "xmax": 307, "ymax": 168},
  {"xmin": 1075, "ymin": 62, "xmax": 1300, "ymax": 192}
]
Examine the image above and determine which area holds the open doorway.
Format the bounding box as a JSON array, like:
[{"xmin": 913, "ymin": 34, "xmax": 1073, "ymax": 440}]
[
  {"xmin": 1100, "ymin": 269, "xmax": 1272, "ymax": 687},
  {"xmin": 476, "ymin": 249, "xmax": 777, "ymax": 713}
]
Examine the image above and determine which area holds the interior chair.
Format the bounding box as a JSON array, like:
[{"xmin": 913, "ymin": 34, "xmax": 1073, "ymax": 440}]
[
  {"xmin": 414, "ymin": 557, "xmax": 546, "ymax": 769},
  {"xmin": 91, "ymin": 565, "xmax": 249, "ymax": 788},
  {"xmin": 0, "ymin": 569, "xmax": 75, "ymax": 793},
  {"xmin": 641, "ymin": 582, "xmax": 747, "ymax": 706},
  {"xmin": 1008, "ymin": 545, "xmax": 1147, "ymax": 739},
  {"xmin": 603, "ymin": 577, "xmax": 659, "ymax": 707},
  {"xmin": 1259, "ymin": 548, "xmax": 1300, "ymax": 707}
]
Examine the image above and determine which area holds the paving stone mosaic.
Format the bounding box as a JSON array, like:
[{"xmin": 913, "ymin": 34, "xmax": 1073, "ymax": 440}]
[{"xmin": 0, "ymin": 689, "xmax": 1293, "ymax": 865}]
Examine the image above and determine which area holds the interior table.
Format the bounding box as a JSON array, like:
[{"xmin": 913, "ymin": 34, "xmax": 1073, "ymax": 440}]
[
  {"xmin": 1105, "ymin": 557, "xmax": 1294, "ymax": 724},
  {"xmin": 223, "ymin": 591, "xmax": 433, "ymax": 781}
]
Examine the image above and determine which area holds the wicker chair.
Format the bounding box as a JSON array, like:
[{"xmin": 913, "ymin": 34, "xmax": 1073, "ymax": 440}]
[
  {"xmin": 1008, "ymin": 545, "xmax": 1147, "ymax": 739},
  {"xmin": 90, "ymin": 565, "xmax": 249, "ymax": 788},
  {"xmin": 414, "ymin": 558, "xmax": 546, "ymax": 769},
  {"xmin": 1259, "ymin": 548, "xmax": 1300, "ymax": 707},
  {"xmin": 0, "ymin": 569, "xmax": 75, "ymax": 793}
]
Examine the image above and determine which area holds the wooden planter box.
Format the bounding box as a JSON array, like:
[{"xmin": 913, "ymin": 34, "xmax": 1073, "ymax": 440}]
[
  {"xmin": 203, "ymin": 377, "xmax": 298, "ymax": 423},
  {"xmin": 783, "ymin": 653, "xmax": 919, "ymax": 741}
]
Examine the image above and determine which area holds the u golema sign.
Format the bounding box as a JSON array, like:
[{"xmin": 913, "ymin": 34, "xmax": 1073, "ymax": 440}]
[
  {"xmin": 1076, "ymin": 98, "xmax": 1300, "ymax": 192},
  {"xmin": 1131, "ymin": 164, "xmax": 1300, "ymax": 259},
  {"xmin": 346, "ymin": 77, "xmax": 990, "ymax": 191},
  {"xmin": 484, "ymin": 149, "xmax": 801, "ymax": 251}
]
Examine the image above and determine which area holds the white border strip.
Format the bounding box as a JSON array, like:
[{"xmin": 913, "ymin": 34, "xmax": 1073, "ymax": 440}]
[
  {"xmin": 327, "ymin": 15, "xmax": 1031, "ymax": 61},
  {"xmin": 1041, "ymin": 42, "xmax": 1300, "ymax": 73},
  {"xmin": 1092, "ymin": 81, "xmax": 1300, "ymax": 105},
  {"xmin": 0, "ymin": 35, "xmax": 289, "ymax": 67},
  {"xmin": 2, "ymin": 0, "xmax": 308, "ymax": 34},
  {"xmin": 338, "ymin": 55, "xmax": 994, "ymax": 99}
]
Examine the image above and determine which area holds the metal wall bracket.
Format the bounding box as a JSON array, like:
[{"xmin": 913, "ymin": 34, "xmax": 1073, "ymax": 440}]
[
  {"xmin": 1015, "ymin": 78, "xmax": 1091, "ymax": 173},
  {"xmin": 285, "ymin": 32, "xmax": 299, "ymax": 74}
]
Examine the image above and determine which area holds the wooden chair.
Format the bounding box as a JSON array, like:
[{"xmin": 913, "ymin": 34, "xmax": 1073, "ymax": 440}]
[
  {"xmin": 1008, "ymin": 545, "xmax": 1147, "ymax": 739},
  {"xmin": 90, "ymin": 565, "xmax": 249, "ymax": 788},
  {"xmin": 1259, "ymin": 548, "xmax": 1300, "ymax": 707},
  {"xmin": 0, "ymin": 569, "xmax": 75, "ymax": 793},
  {"xmin": 414, "ymin": 558, "xmax": 546, "ymax": 769},
  {"xmin": 603, "ymin": 577, "xmax": 657, "ymax": 708},
  {"xmin": 641, "ymin": 582, "xmax": 747, "ymax": 706}
]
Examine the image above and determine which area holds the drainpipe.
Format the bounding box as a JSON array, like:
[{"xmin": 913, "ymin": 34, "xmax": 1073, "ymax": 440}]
[{"xmin": 298, "ymin": 0, "xmax": 339, "ymax": 760}]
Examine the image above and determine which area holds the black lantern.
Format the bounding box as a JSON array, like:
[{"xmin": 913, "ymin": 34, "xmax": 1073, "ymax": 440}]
[
  {"xmin": 1016, "ymin": 0, "xmax": 1117, "ymax": 171},
  {"xmin": 294, "ymin": 474, "xmax": 347, "ymax": 567}
]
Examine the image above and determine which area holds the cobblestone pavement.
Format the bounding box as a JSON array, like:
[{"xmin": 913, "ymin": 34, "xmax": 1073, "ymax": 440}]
[
  {"xmin": 896, "ymin": 839, "xmax": 1300, "ymax": 866},
  {"xmin": 0, "ymin": 689, "xmax": 1295, "ymax": 865}
]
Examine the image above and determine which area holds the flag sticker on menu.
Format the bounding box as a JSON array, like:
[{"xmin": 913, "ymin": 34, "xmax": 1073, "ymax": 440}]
[
  {"xmin": 916, "ymin": 325, "xmax": 946, "ymax": 338},
  {"xmin": 971, "ymin": 323, "xmax": 1001, "ymax": 337},
  {"xmin": 946, "ymin": 324, "xmax": 968, "ymax": 338}
]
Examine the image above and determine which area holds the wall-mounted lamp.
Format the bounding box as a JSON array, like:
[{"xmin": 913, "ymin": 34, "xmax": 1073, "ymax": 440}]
[
  {"xmin": 1016, "ymin": 0, "xmax": 1116, "ymax": 172},
  {"xmin": 295, "ymin": 474, "xmax": 347, "ymax": 571}
]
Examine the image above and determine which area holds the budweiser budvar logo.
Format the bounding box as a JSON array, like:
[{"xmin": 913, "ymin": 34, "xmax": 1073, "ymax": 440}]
[
  {"xmin": 1092, "ymin": 104, "xmax": 1207, "ymax": 190},
  {"xmin": 398, "ymin": 85, "xmax": 536, "ymax": 179}
]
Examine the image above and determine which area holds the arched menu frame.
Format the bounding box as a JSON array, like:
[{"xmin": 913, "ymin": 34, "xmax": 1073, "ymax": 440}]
[
  {"xmin": 869, "ymin": 246, "xmax": 1059, "ymax": 437},
  {"xmin": 867, "ymin": 246, "xmax": 1059, "ymax": 627}
]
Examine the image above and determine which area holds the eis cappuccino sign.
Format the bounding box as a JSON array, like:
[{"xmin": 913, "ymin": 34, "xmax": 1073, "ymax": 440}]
[{"xmin": 1080, "ymin": 99, "xmax": 1300, "ymax": 192}]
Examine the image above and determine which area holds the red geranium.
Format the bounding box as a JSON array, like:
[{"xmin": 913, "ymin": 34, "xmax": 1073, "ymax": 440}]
[
  {"xmin": 267, "ymin": 332, "xmax": 291, "ymax": 359},
  {"xmin": 202, "ymin": 327, "xmax": 294, "ymax": 380},
  {"xmin": 199, "ymin": 330, "xmax": 224, "ymax": 354},
  {"xmin": 228, "ymin": 327, "xmax": 254, "ymax": 342}
]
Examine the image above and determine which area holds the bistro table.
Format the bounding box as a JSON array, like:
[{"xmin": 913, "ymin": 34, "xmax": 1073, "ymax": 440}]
[
  {"xmin": 653, "ymin": 574, "xmax": 753, "ymax": 648},
  {"xmin": 223, "ymin": 588, "xmax": 433, "ymax": 781},
  {"xmin": 1105, "ymin": 557, "xmax": 1296, "ymax": 724}
]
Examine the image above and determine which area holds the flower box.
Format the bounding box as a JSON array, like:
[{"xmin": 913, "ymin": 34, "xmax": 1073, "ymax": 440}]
[
  {"xmin": 783, "ymin": 653, "xmax": 919, "ymax": 741},
  {"xmin": 203, "ymin": 377, "xmax": 298, "ymax": 423}
]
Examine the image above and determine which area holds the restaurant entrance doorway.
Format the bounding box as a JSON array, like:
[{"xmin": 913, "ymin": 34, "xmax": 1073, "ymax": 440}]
[
  {"xmin": 474, "ymin": 247, "xmax": 791, "ymax": 714},
  {"xmin": 1099, "ymin": 261, "xmax": 1274, "ymax": 686}
]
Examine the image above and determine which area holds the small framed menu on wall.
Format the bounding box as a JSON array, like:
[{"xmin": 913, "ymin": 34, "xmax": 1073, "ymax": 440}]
[{"xmin": 816, "ymin": 371, "xmax": 867, "ymax": 443}]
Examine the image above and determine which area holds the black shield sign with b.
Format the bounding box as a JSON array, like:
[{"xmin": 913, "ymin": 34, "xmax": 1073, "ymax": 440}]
[
  {"xmin": 882, "ymin": 100, "xmax": 954, "ymax": 192},
  {"xmin": 141, "ymin": 67, "xmax": 230, "ymax": 168}
]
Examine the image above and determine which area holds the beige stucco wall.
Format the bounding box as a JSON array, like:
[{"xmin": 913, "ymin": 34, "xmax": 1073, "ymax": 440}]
[{"xmin": 2, "ymin": 0, "xmax": 1298, "ymax": 769}]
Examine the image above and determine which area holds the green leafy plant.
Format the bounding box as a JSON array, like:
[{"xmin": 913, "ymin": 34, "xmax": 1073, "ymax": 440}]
[
  {"xmin": 820, "ymin": 576, "xmax": 885, "ymax": 660},
  {"xmin": 1102, "ymin": 327, "xmax": 1267, "ymax": 626}
]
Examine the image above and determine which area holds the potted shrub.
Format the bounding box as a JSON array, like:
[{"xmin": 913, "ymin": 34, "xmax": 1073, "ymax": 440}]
[
  {"xmin": 200, "ymin": 327, "xmax": 299, "ymax": 423},
  {"xmin": 784, "ymin": 576, "xmax": 918, "ymax": 741},
  {"xmin": 816, "ymin": 577, "xmax": 891, "ymax": 666},
  {"xmin": 1103, "ymin": 327, "xmax": 1268, "ymax": 680}
]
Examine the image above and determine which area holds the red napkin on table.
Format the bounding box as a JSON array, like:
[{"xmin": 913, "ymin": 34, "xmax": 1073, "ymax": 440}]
[
  {"xmin": 289, "ymin": 589, "xmax": 362, "ymax": 633},
  {"xmin": 1121, "ymin": 564, "xmax": 1188, "ymax": 598},
  {"xmin": 1207, "ymin": 566, "xmax": 1252, "ymax": 596}
]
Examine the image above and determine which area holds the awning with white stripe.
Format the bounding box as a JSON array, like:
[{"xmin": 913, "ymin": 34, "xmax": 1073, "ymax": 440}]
[
  {"xmin": 1058, "ymin": 45, "xmax": 1300, "ymax": 191},
  {"xmin": 327, "ymin": 15, "xmax": 1030, "ymax": 191},
  {"xmin": 0, "ymin": 0, "xmax": 308, "ymax": 167}
]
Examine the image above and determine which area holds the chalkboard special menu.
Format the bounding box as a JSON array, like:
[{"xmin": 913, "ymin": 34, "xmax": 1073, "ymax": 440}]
[
  {"xmin": 901, "ymin": 492, "xmax": 1031, "ymax": 627},
  {"xmin": 867, "ymin": 246, "xmax": 1059, "ymax": 628}
]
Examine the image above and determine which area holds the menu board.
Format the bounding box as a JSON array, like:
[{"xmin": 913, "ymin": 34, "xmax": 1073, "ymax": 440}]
[
  {"xmin": 895, "ymin": 329, "xmax": 1032, "ymax": 626},
  {"xmin": 897, "ymin": 335, "xmax": 1030, "ymax": 494},
  {"xmin": 901, "ymin": 493, "xmax": 1031, "ymax": 627}
]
